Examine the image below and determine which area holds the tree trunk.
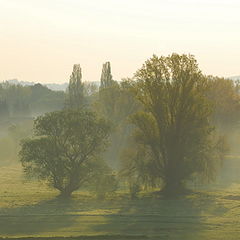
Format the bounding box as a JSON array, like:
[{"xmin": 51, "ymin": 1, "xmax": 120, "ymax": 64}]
[
  {"xmin": 161, "ymin": 179, "xmax": 185, "ymax": 196},
  {"xmin": 59, "ymin": 187, "xmax": 74, "ymax": 198}
]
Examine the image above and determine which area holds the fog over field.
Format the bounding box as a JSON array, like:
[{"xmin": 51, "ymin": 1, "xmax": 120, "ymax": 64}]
[{"xmin": 1, "ymin": 1, "xmax": 240, "ymax": 240}]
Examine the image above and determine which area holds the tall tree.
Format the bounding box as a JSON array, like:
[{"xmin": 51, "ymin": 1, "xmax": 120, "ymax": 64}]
[
  {"xmin": 98, "ymin": 63, "xmax": 138, "ymax": 169},
  {"xmin": 124, "ymin": 54, "xmax": 226, "ymax": 195},
  {"xmin": 66, "ymin": 64, "xmax": 84, "ymax": 109},
  {"xmin": 100, "ymin": 62, "xmax": 114, "ymax": 89}
]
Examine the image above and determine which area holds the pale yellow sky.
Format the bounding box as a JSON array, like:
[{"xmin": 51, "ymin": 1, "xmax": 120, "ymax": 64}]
[{"xmin": 0, "ymin": 0, "xmax": 240, "ymax": 83}]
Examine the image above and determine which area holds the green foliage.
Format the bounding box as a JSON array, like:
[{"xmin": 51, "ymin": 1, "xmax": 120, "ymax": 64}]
[
  {"xmin": 88, "ymin": 161, "xmax": 119, "ymax": 200},
  {"xmin": 97, "ymin": 77, "xmax": 138, "ymax": 169},
  {"xmin": 83, "ymin": 82, "xmax": 98, "ymax": 97},
  {"xmin": 65, "ymin": 64, "xmax": 85, "ymax": 109},
  {"xmin": 0, "ymin": 82, "xmax": 64, "ymax": 117},
  {"xmin": 98, "ymin": 83, "xmax": 120, "ymax": 123},
  {"xmin": 98, "ymin": 62, "xmax": 137, "ymax": 124},
  {"xmin": 29, "ymin": 84, "xmax": 65, "ymax": 115},
  {"xmin": 206, "ymin": 76, "xmax": 240, "ymax": 130},
  {"xmin": 100, "ymin": 62, "xmax": 115, "ymax": 89},
  {"xmin": 19, "ymin": 109, "xmax": 110, "ymax": 197},
  {"xmin": 0, "ymin": 82, "xmax": 31, "ymax": 117},
  {"xmin": 120, "ymin": 140, "xmax": 162, "ymax": 194},
  {"xmin": 125, "ymin": 53, "xmax": 227, "ymax": 194}
]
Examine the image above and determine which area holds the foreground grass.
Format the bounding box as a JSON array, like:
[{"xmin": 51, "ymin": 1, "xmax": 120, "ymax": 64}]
[{"xmin": 1, "ymin": 165, "xmax": 240, "ymax": 239}]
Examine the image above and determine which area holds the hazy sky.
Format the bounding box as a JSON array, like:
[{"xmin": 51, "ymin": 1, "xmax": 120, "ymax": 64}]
[{"xmin": 0, "ymin": 0, "xmax": 240, "ymax": 83}]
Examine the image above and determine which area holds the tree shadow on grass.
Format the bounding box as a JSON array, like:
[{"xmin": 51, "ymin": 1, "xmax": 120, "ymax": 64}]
[
  {"xmin": 91, "ymin": 191, "xmax": 230, "ymax": 240},
  {"xmin": 0, "ymin": 191, "xmax": 232, "ymax": 239},
  {"xmin": 0, "ymin": 196, "xmax": 79, "ymax": 236},
  {"xmin": 0, "ymin": 193, "xmax": 142, "ymax": 238}
]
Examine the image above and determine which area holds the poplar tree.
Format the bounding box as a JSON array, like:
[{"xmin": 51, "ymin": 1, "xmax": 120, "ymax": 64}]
[
  {"xmin": 66, "ymin": 64, "xmax": 84, "ymax": 109},
  {"xmin": 100, "ymin": 62, "xmax": 114, "ymax": 89}
]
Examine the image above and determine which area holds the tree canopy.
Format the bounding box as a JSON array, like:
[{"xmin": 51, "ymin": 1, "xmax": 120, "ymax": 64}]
[
  {"xmin": 122, "ymin": 54, "xmax": 227, "ymax": 194},
  {"xmin": 65, "ymin": 64, "xmax": 85, "ymax": 109},
  {"xmin": 20, "ymin": 109, "xmax": 110, "ymax": 197},
  {"xmin": 100, "ymin": 62, "xmax": 115, "ymax": 89}
]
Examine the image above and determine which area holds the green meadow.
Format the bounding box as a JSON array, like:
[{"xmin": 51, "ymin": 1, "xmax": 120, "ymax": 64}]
[{"xmin": 1, "ymin": 165, "xmax": 240, "ymax": 240}]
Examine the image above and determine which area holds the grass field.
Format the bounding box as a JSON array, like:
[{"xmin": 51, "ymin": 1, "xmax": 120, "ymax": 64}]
[{"xmin": 1, "ymin": 165, "xmax": 240, "ymax": 240}]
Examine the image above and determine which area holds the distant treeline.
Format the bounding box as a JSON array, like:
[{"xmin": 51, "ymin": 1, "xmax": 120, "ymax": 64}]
[{"xmin": 0, "ymin": 82, "xmax": 65, "ymax": 118}]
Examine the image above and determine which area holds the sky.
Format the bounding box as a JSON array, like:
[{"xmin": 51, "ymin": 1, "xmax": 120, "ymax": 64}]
[{"xmin": 0, "ymin": 0, "xmax": 240, "ymax": 83}]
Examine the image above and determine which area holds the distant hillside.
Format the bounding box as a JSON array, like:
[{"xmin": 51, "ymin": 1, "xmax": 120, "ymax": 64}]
[{"xmin": 5, "ymin": 79, "xmax": 68, "ymax": 91}]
